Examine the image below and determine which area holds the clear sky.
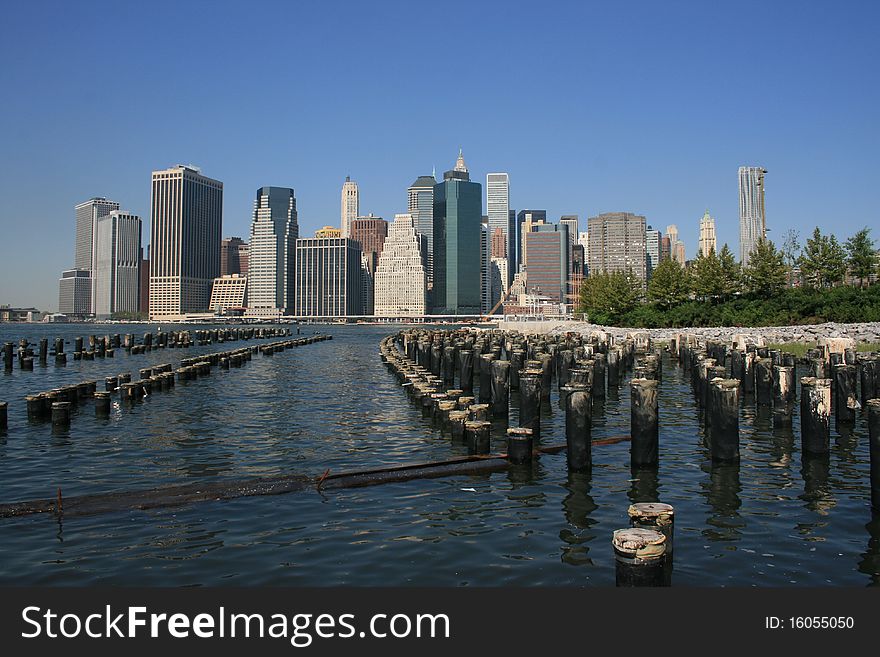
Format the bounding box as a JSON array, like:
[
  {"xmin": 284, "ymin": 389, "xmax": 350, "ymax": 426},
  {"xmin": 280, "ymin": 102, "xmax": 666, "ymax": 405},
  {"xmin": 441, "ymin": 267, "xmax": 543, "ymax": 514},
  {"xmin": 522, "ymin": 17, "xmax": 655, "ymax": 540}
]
[{"xmin": 1, "ymin": 0, "xmax": 877, "ymax": 311}]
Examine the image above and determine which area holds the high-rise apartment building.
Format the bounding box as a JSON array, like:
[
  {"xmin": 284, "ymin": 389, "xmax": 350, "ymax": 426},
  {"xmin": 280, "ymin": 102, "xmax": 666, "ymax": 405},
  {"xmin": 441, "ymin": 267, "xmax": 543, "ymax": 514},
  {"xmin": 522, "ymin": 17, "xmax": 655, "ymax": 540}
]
[
  {"xmin": 433, "ymin": 151, "xmax": 482, "ymax": 315},
  {"xmin": 220, "ymin": 237, "xmax": 249, "ymax": 276},
  {"xmin": 645, "ymin": 225, "xmax": 661, "ymax": 279},
  {"xmin": 209, "ymin": 274, "xmax": 248, "ymax": 314},
  {"xmin": 93, "ymin": 211, "xmax": 142, "ymax": 319},
  {"xmin": 407, "ymin": 174, "xmax": 436, "ymax": 286},
  {"xmin": 699, "ymin": 210, "xmax": 717, "ymax": 256},
  {"xmin": 524, "ymin": 223, "xmax": 569, "ymax": 302},
  {"xmin": 374, "ymin": 213, "xmax": 427, "ymax": 316},
  {"xmin": 247, "ymin": 186, "xmax": 298, "ymax": 317},
  {"xmin": 341, "ymin": 176, "xmax": 359, "ymax": 238},
  {"xmin": 149, "ymin": 165, "xmax": 223, "ymax": 320},
  {"xmin": 738, "ymin": 166, "xmax": 767, "ymax": 266},
  {"xmin": 490, "ymin": 227, "xmax": 506, "ymax": 259},
  {"xmin": 560, "ymin": 216, "xmax": 579, "ymax": 249},
  {"xmin": 295, "ymin": 238, "xmax": 363, "ymax": 317},
  {"xmin": 587, "ymin": 212, "xmax": 648, "ymax": 284}
]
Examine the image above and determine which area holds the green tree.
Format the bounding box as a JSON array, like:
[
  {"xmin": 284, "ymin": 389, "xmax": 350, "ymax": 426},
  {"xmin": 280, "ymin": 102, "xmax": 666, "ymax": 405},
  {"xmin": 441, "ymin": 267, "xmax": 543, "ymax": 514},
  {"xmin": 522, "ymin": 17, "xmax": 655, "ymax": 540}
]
[
  {"xmin": 647, "ymin": 258, "xmax": 690, "ymax": 308},
  {"xmin": 845, "ymin": 227, "xmax": 877, "ymax": 288},
  {"xmin": 743, "ymin": 238, "xmax": 788, "ymax": 296},
  {"xmin": 689, "ymin": 248, "xmax": 724, "ymax": 301},
  {"xmin": 717, "ymin": 244, "xmax": 742, "ymax": 299},
  {"xmin": 578, "ymin": 270, "xmax": 641, "ymax": 325},
  {"xmin": 800, "ymin": 227, "xmax": 847, "ymax": 288}
]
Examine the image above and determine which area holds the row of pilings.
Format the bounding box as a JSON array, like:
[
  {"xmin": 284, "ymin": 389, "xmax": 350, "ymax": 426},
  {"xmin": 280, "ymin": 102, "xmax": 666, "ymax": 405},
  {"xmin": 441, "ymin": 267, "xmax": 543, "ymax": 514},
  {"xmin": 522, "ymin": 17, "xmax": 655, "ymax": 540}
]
[
  {"xmin": 379, "ymin": 326, "xmax": 880, "ymax": 583},
  {"xmin": 2, "ymin": 334, "xmax": 331, "ymax": 434},
  {"xmin": 1, "ymin": 327, "xmax": 292, "ymax": 371}
]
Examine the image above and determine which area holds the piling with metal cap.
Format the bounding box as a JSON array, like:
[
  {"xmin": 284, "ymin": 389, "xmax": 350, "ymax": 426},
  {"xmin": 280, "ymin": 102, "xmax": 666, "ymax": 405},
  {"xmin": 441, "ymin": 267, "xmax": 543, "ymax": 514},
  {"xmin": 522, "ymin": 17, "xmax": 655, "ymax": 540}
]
[
  {"xmin": 506, "ymin": 427, "xmax": 533, "ymax": 464},
  {"xmin": 565, "ymin": 383, "xmax": 592, "ymax": 471},
  {"xmin": 518, "ymin": 368, "xmax": 542, "ymax": 438},
  {"xmin": 612, "ymin": 527, "xmax": 668, "ymax": 587},
  {"xmin": 708, "ymin": 379, "xmax": 740, "ymax": 462},
  {"xmin": 800, "ymin": 379, "xmax": 830, "ymax": 454}
]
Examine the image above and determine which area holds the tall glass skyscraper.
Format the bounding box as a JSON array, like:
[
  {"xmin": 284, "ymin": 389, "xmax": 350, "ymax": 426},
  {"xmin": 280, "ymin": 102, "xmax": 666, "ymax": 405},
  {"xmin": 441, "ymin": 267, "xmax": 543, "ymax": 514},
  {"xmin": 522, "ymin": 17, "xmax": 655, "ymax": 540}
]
[
  {"xmin": 738, "ymin": 166, "xmax": 767, "ymax": 266},
  {"xmin": 486, "ymin": 172, "xmax": 509, "ymax": 270},
  {"xmin": 149, "ymin": 165, "xmax": 223, "ymax": 320},
  {"xmin": 248, "ymin": 186, "xmax": 298, "ymax": 316},
  {"xmin": 433, "ymin": 151, "xmax": 482, "ymax": 315},
  {"xmin": 93, "ymin": 210, "xmax": 142, "ymax": 319}
]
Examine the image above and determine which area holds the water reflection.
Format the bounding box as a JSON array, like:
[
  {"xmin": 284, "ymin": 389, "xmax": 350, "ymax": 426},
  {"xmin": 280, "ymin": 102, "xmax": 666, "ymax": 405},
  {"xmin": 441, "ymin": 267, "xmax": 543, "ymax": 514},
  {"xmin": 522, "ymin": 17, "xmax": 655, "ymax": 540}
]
[
  {"xmin": 559, "ymin": 470, "xmax": 598, "ymax": 566},
  {"xmin": 702, "ymin": 462, "xmax": 744, "ymax": 541},
  {"xmin": 628, "ymin": 466, "xmax": 660, "ymax": 504},
  {"xmin": 799, "ymin": 454, "xmax": 835, "ymax": 516},
  {"xmin": 858, "ymin": 515, "xmax": 880, "ymax": 586}
]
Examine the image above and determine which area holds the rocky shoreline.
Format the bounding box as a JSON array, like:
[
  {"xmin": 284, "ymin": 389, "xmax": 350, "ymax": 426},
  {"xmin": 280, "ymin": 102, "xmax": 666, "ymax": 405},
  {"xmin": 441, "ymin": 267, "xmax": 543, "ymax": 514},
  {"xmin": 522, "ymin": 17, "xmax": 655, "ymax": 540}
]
[{"xmin": 542, "ymin": 321, "xmax": 880, "ymax": 345}]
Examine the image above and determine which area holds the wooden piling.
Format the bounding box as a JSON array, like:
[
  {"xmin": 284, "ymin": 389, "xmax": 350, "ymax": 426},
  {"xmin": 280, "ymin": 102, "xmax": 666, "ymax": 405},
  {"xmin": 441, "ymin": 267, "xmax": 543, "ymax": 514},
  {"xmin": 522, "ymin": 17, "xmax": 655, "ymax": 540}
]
[
  {"xmin": 708, "ymin": 379, "xmax": 740, "ymax": 462},
  {"xmin": 506, "ymin": 427, "xmax": 533, "ymax": 464},
  {"xmin": 631, "ymin": 379, "xmax": 659, "ymax": 467},
  {"xmin": 612, "ymin": 527, "xmax": 668, "ymax": 587},
  {"xmin": 868, "ymin": 399, "xmax": 880, "ymax": 513},
  {"xmin": 518, "ymin": 369, "xmax": 542, "ymax": 438},
  {"xmin": 565, "ymin": 384, "xmax": 592, "ymax": 471},
  {"xmin": 800, "ymin": 377, "xmax": 831, "ymax": 455}
]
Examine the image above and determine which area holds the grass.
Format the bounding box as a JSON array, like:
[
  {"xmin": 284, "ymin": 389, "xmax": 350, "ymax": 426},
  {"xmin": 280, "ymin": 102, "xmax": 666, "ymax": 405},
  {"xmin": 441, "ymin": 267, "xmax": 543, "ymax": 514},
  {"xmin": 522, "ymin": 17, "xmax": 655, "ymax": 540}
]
[{"xmin": 766, "ymin": 341, "xmax": 880, "ymax": 357}]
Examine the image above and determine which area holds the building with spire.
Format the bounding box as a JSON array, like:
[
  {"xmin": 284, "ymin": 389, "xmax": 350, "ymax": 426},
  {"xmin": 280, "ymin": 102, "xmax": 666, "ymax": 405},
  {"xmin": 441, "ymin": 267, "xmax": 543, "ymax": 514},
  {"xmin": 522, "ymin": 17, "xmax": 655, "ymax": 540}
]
[
  {"xmin": 374, "ymin": 213, "xmax": 427, "ymax": 316},
  {"xmin": 341, "ymin": 176, "xmax": 359, "ymax": 238},
  {"xmin": 433, "ymin": 150, "xmax": 482, "ymax": 315},
  {"xmin": 698, "ymin": 209, "xmax": 717, "ymax": 256}
]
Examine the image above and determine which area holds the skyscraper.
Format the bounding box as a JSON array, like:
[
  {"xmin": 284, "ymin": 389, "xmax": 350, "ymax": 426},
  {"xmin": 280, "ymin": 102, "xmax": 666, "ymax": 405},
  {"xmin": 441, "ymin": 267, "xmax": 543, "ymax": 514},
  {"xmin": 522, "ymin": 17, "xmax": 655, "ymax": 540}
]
[
  {"xmin": 248, "ymin": 186, "xmax": 298, "ymax": 317},
  {"xmin": 295, "ymin": 237, "xmax": 363, "ymax": 317},
  {"xmin": 75, "ymin": 197, "xmax": 119, "ymax": 270},
  {"xmin": 587, "ymin": 212, "xmax": 648, "ymax": 284},
  {"xmin": 408, "ymin": 174, "xmax": 436, "ymax": 286},
  {"xmin": 560, "ymin": 216, "xmax": 579, "ymax": 250},
  {"xmin": 93, "ymin": 210, "xmax": 142, "ymax": 319},
  {"xmin": 666, "ymin": 224, "xmax": 686, "ymax": 265},
  {"xmin": 645, "ymin": 225, "xmax": 661, "ymax": 279},
  {"xmin": 433, "ymin": 150, "xmax": 482, "ymax": 315},
  {"xmin": 738, "ymin": 166, "xmax": 767, "ymax": 266},
  {"xmin": 341, "ymin": 176, "xmax": 359, "ymax": 238},
  {"xmin": 516, "ymin": 210, "xmax": 547, "ymax": 276},
  {"xmin": 480, "ymin": 223, "xmax": 492, "ymax": 314},
  {"xmin": 220, "ymin": 237, "xmax": 249, "ymax": 276},
  {"xmin": 349, "ymin": 215, "xmax": 388, "ymax": 272},
  {"xmin": 490, "ymin": 227, "xmax": 506, "ymax": 258},
  {"xmin": 486, "ymin": 172, "xmax": 510, "ymax": 261},
  {"xmin": 374, "ymin": 213, "xmax": 427, "ymax": 316},
  {"xmin": 58, "ymin": 269, "xmax": 92, "ymax": 317},
  {"xmin": 149, "ymin": 165, "xmax": 223, "ymax": 321},
  {"xmin": 699, "ymin": 209, "xmax": 717, "ymax": 256},
  {"xmin": 524, "ymin": 223, "xmax": 569, "ymax": 302}
]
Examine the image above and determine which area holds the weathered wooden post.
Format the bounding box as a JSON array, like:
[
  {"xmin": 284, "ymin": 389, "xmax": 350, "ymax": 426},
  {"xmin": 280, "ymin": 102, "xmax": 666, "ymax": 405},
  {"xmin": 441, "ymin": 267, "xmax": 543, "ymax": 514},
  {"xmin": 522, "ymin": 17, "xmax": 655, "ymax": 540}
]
[
  {"xmin": 742, "ymin": 350, "xmax": 755, "ymax": 395},
  {"xmin": 38, "ymin": 338, "xmax": 48, "ymax": 365},
  {"xmin": 834, "ymin": 363, "xmax": 858, "ymax": 425},
  {"xmin": 465, "ymin": 420, "xmax": 491, "ymax": 454},
  {"xmin": 459, "ymin": 349, "xmax": 474, "ymax": 395},
  {"xmin": 631, "ymin": 379, "xmax": 659, "ymax": 467},
  {"xmin": 509, "ymin": 350, "xmax": 524, "ymax": 390},
  {"xmin": 628, "ymin": 502, "xmax": 675, "ymax": 581},
  {"xmin": 506, "ymin": 427, "xmax": 533, "ymax": 464},
  {"xmin": 51, "ymin": 401, "xmax": 71, "ymax": 429},
  {"xmin": 448, "ymin": 410, "xmax": 469, "ymax": 442},
  {"xmin": 755, "ymin": 357, "xmax": 773, "ymax": 406},
  {"xmin": 565, "ymin": 383, "xmax": 592, "ymax": 471},
  {"xmin": 800, "ymin": 377, "xmax": 831, "ymax": 455},
  {"xmin": 442, "ymin": 346, "xmax": 456, "ymax": 387},
  {"xmin": 592, "ymin": 353, "xmax": 606, "ymax": 401},
  {"xmin": 558, "ymin": 349, "xmax": 574, "ymax": 392},
  {"xmin": 708, "ymin": 379, "xmax": 740, "ymax": 462},
  {"xmin": 519, "ymin": 368, "xmax": 542, "ymax": 438},
  {"xmin": 861, "ymin": 358, "xmax": 877, "ymax": 407},
  {"xmin": 94, "ymin": 392, "xmax": 111, "ymax": 417},
  {"xmin": 612, "ymin": 528, "xmax": 668, "ymax": 587},
  {"xmin": 537, "ymin": 352, "xmax": 553, "ymax": 401},
  {"xmin": 0, "ymin": 401, "xmax": 6, "ymax": 433},
  {"xmin": 490, "ymin": 359, "xmax": 510, "ymax": 418},
  {"xmin": 478, "ymin": 353, "xmax": 495, "ymax": 403},
  {"xmin": 867, "ymin": 399, "xmax": 880, "ymax": 513}
]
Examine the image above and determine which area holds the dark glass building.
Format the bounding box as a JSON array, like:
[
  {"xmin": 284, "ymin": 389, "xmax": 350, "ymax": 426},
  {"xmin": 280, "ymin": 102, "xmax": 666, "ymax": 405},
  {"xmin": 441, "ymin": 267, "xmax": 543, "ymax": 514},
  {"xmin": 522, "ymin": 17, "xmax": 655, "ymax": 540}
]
[{"xmin": 432, "ymin": 151, "xmax": 482, "ymax": 315}]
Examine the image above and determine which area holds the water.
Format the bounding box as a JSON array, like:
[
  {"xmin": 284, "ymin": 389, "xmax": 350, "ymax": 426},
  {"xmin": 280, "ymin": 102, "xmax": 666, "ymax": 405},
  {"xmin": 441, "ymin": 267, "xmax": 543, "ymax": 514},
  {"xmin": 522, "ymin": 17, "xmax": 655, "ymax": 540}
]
[{"xmin": 0, "ymin": 323, "xmax": 878, "ymax": 586}]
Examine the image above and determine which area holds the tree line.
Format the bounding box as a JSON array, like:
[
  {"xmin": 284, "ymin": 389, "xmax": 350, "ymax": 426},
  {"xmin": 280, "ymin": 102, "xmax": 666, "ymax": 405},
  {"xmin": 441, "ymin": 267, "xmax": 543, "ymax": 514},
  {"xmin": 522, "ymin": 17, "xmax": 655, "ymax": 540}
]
[{"xmin": 577, "ymin": 227, "xmax": 880, "ymax": 327}]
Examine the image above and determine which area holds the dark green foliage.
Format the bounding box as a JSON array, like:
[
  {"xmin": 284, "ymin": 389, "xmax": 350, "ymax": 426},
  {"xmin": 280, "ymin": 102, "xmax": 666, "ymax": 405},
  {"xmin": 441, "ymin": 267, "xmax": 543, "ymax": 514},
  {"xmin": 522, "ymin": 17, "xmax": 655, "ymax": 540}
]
[
  {"xmin": 577, "ymin": 270, "xmax": 642, "ymax": 325},
  {"xmin": 800, "ymin": 227, "xmax": 847, "ymax": 288},
  {"xmin": 647, "ymin": 258, "xmax": 689, "ymax": 308},
  {"xmin": 845, "ymin": 227, "xmax": 877, "ymax": 288},
  {"xmin": 743, "ymin": 238, "xmax": 788, "ymax": 296}
]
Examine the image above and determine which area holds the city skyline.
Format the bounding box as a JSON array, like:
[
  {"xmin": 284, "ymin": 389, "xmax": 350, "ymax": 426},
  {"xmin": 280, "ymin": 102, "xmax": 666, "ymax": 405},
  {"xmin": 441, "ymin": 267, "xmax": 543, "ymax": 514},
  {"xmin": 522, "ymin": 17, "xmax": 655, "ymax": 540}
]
[{"xmin": 1, "ymin": 1, "xmax": 877, "ymax": 310}]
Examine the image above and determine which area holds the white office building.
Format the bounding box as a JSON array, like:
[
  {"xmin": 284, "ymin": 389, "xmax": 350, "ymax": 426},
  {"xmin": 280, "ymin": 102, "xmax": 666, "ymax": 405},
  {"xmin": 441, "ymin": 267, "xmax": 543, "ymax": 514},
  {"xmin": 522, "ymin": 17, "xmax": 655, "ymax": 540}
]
[
  {"xmin": 699, "ymin": 209, "xmax": 717, "ymax": 256},
  {"xmin": 93, "ymin": 211, "xmax": 142, "ymax": 319},
  {"xmin": 374, "ymin": 213, "xmax": 427, "ymax": 316}
]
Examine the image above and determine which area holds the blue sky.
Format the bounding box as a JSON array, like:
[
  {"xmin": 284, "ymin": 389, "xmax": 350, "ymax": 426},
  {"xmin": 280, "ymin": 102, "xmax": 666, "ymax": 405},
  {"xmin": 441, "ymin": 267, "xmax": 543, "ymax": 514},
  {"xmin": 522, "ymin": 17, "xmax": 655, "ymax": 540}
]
[{"xmin": 1, "ymin": 0, "xmax": 878, "ymax": 310}]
